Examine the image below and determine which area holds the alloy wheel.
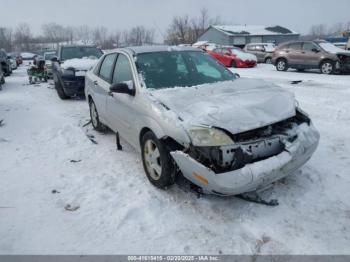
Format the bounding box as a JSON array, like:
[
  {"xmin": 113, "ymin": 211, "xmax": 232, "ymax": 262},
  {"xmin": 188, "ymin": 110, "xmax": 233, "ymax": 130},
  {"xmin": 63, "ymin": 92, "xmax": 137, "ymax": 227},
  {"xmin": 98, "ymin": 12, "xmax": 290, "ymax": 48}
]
[
  {"xmin": 321, "ymin": 62, "xmax": 333, "ymax": 74},
  {"xmin": 277, "ymin": 60, "xmax": 286, "ymax": 71},
  {"xmin": 143, "ymin": 139, "xmax": 162, "ymax": 180}
]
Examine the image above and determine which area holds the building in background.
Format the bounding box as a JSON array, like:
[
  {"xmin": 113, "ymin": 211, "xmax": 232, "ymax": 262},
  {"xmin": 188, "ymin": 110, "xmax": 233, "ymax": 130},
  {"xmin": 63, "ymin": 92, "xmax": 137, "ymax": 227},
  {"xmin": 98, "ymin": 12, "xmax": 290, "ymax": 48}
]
[{"xmin": 197, "ymin": 25, "xmax": 299, "ymax": 48}]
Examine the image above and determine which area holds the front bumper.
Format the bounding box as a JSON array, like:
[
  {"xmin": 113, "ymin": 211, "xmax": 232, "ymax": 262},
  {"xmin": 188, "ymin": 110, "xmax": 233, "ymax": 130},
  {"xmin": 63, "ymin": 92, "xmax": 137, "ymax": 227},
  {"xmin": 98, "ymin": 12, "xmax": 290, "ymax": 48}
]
[{"xmin": 171, "ymin": 123, "xmax": 319, "ymax": 196}]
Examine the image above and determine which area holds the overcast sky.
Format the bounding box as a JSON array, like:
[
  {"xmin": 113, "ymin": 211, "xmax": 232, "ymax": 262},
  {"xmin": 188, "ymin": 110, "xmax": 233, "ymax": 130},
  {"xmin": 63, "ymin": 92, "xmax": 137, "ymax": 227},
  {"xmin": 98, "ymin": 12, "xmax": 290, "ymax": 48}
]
[{"xmin": 1, "ymin": 0, "xmax": 349, "ymax": 41}]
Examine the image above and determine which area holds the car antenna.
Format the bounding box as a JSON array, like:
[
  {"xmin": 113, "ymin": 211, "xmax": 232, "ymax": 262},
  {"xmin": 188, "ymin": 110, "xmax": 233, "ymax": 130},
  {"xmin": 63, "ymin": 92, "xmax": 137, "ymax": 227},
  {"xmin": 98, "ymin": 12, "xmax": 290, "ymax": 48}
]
[{"xmin": 116, "ymin": 132, "xmax": 123, "ymax": 151}]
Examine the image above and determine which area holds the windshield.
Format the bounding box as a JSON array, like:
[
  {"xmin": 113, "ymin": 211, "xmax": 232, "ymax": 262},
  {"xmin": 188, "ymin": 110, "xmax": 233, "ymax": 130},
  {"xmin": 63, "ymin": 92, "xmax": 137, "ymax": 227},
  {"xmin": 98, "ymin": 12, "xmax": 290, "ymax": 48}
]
[
  {"xmin": 44, "ymin": 53, "xmax": 56, "ymax": 60},
  {"xmin": 319, "ymin": 42, "xmax": 346, "ymax": 53},
  {"xmin": 135, "ymin": 51, "xmax": 235, "ymax": 89},
  {"xmin": 61, "ymin": 47, "xmax": 103, "ymax": 61}
]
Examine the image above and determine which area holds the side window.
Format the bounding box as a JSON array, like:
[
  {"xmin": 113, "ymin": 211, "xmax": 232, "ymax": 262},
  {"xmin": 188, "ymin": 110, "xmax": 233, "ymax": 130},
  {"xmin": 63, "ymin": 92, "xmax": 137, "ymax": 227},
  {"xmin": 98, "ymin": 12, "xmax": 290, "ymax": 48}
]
[
  {"xmin": 247, "ymin": 45, "xmax": 256, "ymax": 51},
  {"xmin": 99, "ymin": 54, "xmax": 117, "ymax": 82},
  {"xmin": 303, "ymin": 42, "xmax": 317, "ymax": 51},
  {"xmin": 93, "ymin": 57, "xmax": 104, "ymax": 75},
  {"xmin": 288, "ymin": 43, "xmax": 302, "ymax": 51},
  {"xmin": 255, "ymin": 45, "xmax": 264, "ymax": 51},
  {"xmin": 112, "ymin": 53, "xmax": 134, "ymax": 84}
]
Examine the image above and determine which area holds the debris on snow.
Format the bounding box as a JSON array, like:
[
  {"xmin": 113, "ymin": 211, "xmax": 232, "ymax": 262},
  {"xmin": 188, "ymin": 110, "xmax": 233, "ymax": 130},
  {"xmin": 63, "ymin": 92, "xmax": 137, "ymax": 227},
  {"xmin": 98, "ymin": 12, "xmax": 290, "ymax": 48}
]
[
  {"xmin": 70, "ymin": 159, "xmax": 82, "ymax": 163},
  {"xmin": 290, "ymin": 80, "xmax": 303, "ymax": 85},
  {"xmin": 64, "ymin": 204, "xmax": 80, "ymax": 212}
]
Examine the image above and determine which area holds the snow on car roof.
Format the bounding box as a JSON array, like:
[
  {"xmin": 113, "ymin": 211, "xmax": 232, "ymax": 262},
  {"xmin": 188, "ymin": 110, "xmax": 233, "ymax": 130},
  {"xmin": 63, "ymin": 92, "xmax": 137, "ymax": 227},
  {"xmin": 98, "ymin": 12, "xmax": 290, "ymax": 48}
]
[
  {"xmin": 125, "ymin": 45, "xmax": 202, "ymax": 54},
  {"xmin": 213, "ymin": 25, "xmax": 298, "ymax": 36}
]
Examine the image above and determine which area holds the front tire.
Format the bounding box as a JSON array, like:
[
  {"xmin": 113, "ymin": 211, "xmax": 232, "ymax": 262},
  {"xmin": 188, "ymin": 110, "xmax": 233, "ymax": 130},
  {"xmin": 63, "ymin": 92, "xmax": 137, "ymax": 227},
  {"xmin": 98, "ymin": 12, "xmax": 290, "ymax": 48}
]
[
  {"xmin": 141, "ymin": 131, "xmax": 176, "ymax": 189},
  {"xmin": 276, "ymin": 58, "xmax": 288, "ymax": 71},
  {"xmin": 55, "ymin": 80, "xmax": 69, "ymax": 100},
  {"xmin": 320, "ymin": 60, "xmax": 334, "ymax": 74},
  {"xmin": 89, "ymin": 99, "xmax": 105, "ymax": 132}
]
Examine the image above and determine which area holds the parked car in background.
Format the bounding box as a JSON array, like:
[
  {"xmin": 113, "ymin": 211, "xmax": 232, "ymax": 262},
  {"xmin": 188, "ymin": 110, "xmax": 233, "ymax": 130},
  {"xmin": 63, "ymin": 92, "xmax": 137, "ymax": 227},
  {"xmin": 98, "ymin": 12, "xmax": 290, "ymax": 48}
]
[
  {"xmin": 7, "ymin": 55, "xmax": 17, "ymax": 70},
  {"xmin": 52, "ymin": 45, "xmax": 103, "ymax": 99},
  {"xmin": 85, "ymin": 46, "xmax": 319, "ymax": 196},
  {"xmin": 44, "ymin": 51, "xmax": 57, "ymax": 79},
  {"xmin": 206, "ymin": 46, "xmax": 257, "ymax": 68},
  {"xmin": 21, "ymin": 52, "xmax": 37, "ymax": 61},
  {"xmin": 0, "ymin": 49, "xmax": 12, "ymax": 76},
  {"xmin": 244, "ymin": 43, "xmax": 275, "ymax": 63},
  {"xmin": 272, "ymin": 40, "xmax": 350, "ymax": 74},
  {"xmin": 16, "ymin": 54, "xmax": 23, "ymax": 65},
  {"xmin": 0, "ymin": 66, "xmax": 4, "ymax": 90}
]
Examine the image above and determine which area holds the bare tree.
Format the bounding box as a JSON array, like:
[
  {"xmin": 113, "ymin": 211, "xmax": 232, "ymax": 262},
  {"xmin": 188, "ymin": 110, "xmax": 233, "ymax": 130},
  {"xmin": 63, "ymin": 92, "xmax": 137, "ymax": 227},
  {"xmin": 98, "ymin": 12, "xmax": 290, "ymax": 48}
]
[
  {"xmin": 92, "ymin": 26, "xmax": 109, "ymax": 48},
  {"xmin": 165, "ymin": 15, "xmax": 191, "ymax": 45},
  {"xmin": 0, "ymin": 27, "xmax": 13, "ymax": 51},
  {"xmin": 14, "ymin": 23, "xmax": 32, "ymax": 51},
  {"xmin": 165, "ymin": 8, "xmax": 223, "ymax": 45},
  {"xmin": 309, "ymin": 24, "xmax": 327, "ymax": 38},
  {"xmin": 74, "ymin": 25, "xmax": 92, "ymax": 45}
]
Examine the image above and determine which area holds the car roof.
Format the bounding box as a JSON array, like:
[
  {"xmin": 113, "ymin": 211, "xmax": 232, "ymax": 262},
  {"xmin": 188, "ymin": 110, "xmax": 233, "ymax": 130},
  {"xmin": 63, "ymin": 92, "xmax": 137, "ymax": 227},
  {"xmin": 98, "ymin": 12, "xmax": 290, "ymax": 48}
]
[
  {"xmin": 60, "ymin": 45, "xmax": 99, "ymax": 49},
  {"xmin": 116, "ymin": 45, "xmax": 202, "ymax": 54}
]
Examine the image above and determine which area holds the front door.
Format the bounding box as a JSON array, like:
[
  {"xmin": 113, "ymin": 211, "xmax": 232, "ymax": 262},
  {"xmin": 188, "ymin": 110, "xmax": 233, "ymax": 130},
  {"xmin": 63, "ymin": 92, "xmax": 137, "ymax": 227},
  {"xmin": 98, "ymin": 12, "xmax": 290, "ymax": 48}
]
[
  {"xmin": 301, "ymin": 42, "xmax": 321, "ymax": 67},
  {"xmin": 106, "ymin": 53, "xmax": 138, "ymax": 146}
]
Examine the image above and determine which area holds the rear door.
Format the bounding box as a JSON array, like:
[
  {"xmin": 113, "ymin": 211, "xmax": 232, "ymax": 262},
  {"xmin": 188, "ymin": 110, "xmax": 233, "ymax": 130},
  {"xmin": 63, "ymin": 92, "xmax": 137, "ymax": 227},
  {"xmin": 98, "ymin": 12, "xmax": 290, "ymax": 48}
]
[
  {"xmin": 91, "ymin": 53, "xmax": 117, "ymax": 122},
  {"xmin": 254, "ymin": 45, "xmax": 266, "ymax": 62},
  {"xmin": 221, "ymin": 48, "xmax": 233, "ymax": 66},
  {"xmin": 286, "ymin": 42, "xmax": 303, "ymax": 65}
]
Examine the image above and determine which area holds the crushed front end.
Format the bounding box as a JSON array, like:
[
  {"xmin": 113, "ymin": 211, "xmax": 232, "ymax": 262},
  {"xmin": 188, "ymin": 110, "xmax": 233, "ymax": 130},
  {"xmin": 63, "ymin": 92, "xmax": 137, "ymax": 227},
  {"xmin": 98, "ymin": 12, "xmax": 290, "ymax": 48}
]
[
  {"xmin": 171, "ymin": 110, "xmax": 320, "ymax": 195},
  {"xmin": 336, "ymin": 54, "xmax": 350, "ymax": 73}
]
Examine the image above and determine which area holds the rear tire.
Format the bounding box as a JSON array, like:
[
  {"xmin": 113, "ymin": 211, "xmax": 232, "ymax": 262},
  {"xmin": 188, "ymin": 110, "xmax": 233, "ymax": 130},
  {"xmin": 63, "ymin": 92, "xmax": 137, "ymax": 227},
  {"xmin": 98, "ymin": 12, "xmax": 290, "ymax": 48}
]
[
  {"xmin": 265, "ymin": 57, "xmax": 272, "ymax": 64},
  {"xmin": 89, "ymin": 99, "xmax": 105, "ymax": 132},
  {"xmin": 55, "ymin": 80, "xmax": 69, "ymax": 100},
  {"xmin": 141, "ymin": 131, "xmax": 176, "ymax": 189},
  {"xmin": 276, "ymin": 58, "xmax": 288, "ymax": 71},
  {"xmin": 320, "ymin": 60, "xmax": 334, "ymax": 75}
]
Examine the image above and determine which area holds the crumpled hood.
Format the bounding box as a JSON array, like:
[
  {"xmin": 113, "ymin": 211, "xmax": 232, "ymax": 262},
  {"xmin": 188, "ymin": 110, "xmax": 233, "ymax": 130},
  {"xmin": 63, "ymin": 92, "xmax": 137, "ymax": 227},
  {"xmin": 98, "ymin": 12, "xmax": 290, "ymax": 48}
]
[
  {"xmin": 61, "ymin": 57, "xmax": 98, "ymax": 71},
  {"xmin": 150, "ymin": 78, "xmax": 296, "ymax": 134}
]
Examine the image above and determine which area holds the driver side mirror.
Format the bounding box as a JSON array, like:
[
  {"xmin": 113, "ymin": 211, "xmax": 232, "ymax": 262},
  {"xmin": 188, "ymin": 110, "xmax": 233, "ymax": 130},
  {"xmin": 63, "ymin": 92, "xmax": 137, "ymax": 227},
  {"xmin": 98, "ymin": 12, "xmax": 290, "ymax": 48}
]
[
  {"xmin": 110, "ymin": 82, "xmax": 135, "ymax": 96},
  {"xmin": 311, "ymin": 48, "xmax": 320, "ymax": 53}
]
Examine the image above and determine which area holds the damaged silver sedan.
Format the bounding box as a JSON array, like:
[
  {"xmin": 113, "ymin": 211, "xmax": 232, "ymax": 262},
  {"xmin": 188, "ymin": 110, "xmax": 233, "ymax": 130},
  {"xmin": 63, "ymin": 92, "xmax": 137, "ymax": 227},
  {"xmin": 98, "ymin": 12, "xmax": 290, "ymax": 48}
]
[{"xmin": 85, "ymin": 46, "xmax": 320, "ymax": 196}]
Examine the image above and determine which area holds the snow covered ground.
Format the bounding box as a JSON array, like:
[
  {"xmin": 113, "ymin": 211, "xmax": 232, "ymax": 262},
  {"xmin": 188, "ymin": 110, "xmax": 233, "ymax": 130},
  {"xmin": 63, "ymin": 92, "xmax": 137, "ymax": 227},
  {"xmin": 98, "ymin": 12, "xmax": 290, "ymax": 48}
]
[{"xmin": 0, "ymin": 64, "xmax": 350, "ymax": 254}]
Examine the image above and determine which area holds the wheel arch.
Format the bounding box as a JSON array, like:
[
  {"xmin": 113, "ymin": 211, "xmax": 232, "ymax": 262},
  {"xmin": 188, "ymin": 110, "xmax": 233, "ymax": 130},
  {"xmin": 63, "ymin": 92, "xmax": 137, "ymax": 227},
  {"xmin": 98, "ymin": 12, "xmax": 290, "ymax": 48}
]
[{"xmin": 319, "ymin": 58, "xmax": 335, "ymax": 68}]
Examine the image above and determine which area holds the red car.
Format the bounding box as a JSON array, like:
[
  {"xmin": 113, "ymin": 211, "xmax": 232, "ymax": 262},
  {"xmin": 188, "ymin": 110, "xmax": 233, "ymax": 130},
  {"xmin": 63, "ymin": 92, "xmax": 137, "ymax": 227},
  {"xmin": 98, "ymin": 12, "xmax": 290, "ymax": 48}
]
[{"xmin": 206, "ymin": 47, "xmax": 257, "ymax": 68}]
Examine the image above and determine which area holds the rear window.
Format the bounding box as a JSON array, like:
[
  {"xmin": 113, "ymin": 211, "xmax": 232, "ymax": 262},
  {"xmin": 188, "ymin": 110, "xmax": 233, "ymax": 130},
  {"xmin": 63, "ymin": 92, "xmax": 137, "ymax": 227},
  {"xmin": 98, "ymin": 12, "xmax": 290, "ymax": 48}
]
[
  {"xmin": 288, "ymin": 43, "xmax": 302, "ymax": 50},
  {"xmin": 61, "ymin": 46, "xmax": 103, "ymax": 61}
]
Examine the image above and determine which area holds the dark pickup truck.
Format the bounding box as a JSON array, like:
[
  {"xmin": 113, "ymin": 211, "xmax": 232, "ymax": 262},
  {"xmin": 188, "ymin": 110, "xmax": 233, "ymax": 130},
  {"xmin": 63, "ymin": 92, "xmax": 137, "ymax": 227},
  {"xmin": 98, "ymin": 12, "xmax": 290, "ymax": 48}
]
[{"xmin": 52, "ymin": 45, "xmax": 103, "ymax": 99}]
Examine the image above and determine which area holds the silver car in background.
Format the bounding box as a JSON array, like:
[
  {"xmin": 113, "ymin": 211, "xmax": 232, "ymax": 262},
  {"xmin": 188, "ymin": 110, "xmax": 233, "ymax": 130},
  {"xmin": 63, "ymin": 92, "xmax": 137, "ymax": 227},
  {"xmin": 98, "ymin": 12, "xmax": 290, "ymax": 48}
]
[
  {"xmin": 244, "ymin": 43, "xmax": 275, "ymax": 64},
  {"xmin": 43, "ymin": 51, "xmax": 57, "ymax": 79},
  {"xmin": 85, "ymin": 46, "xmax": 319, "ymax": 196}
]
